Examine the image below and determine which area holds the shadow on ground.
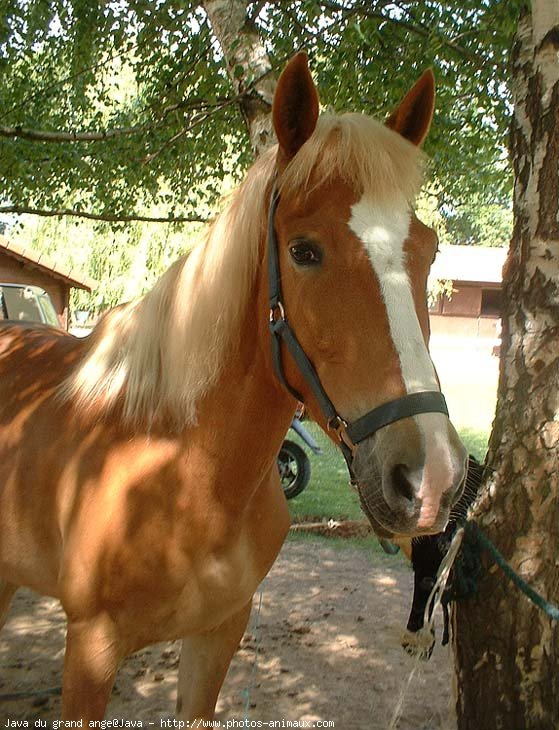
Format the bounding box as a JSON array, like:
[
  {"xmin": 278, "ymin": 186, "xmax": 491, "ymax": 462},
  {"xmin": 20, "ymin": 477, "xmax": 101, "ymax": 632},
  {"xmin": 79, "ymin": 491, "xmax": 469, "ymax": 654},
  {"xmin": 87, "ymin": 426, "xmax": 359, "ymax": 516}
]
[{"xmin": 0, "ymin": 539, "xmax": 455, "ymax": 730}]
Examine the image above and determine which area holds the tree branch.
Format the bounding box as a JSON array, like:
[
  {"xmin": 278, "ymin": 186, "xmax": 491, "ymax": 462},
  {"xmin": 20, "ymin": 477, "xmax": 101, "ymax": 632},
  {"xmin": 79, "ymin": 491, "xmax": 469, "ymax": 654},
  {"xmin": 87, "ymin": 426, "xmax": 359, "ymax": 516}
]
[
  {"xmin": 203, "ymin": 0, "xmax": 277, "ymax": 156},
  {"xmin": 0, "ymin": 93, "xmax": 242, "ymax": 145},
  {"xmin": 0, "ymin": 124, "xmax": 147, "ymax": 143},
  {"xmin": 0, "ymin": 205, "xmax": 208, "ymax": 224}
]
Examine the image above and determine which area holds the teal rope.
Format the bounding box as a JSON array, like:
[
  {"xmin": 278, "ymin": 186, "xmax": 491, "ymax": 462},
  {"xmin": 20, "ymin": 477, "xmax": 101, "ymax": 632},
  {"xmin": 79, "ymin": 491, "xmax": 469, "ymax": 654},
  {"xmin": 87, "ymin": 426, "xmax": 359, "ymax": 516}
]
[{"xmin": 459, "ymin": 519, "xmax": 559, "ymax": 622}]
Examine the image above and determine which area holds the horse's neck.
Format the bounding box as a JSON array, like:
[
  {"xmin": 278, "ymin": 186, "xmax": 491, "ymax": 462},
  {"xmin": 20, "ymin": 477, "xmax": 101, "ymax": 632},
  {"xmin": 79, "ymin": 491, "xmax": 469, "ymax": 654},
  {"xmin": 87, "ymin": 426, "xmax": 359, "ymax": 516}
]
[{"xmin": 191, "ymin": 269, "xmax": 296, "ymax": 488}]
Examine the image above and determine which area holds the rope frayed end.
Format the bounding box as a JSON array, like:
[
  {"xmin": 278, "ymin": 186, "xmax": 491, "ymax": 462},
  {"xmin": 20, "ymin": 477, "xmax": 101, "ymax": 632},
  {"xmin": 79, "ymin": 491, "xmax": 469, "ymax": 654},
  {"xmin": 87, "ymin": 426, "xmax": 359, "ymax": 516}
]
[{"xmin": 401, "ymin": 628, "xmax": 435, "ymax": 660}]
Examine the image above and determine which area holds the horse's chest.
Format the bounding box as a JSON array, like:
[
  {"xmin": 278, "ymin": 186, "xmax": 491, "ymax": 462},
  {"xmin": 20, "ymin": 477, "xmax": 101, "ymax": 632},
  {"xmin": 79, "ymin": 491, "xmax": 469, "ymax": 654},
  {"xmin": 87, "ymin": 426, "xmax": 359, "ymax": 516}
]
[
  {"xmin": 62, "ymin": 467, "xmax": 289, "ymax": 645},
  {"xmin": 176, "ymin": 543, "xmax": 260, "ymax": 632},
  {"xmin": 112, "ymin": 535, "xmax": 264, "ymax": 645}
]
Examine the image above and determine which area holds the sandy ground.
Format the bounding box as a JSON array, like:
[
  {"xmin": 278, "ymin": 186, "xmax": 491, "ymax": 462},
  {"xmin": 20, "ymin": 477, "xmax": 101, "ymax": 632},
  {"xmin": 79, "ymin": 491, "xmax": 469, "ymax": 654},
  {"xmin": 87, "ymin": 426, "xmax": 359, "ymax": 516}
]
[{"xmin": 0, "ymin": 539, "xmax": 455, "ymax": 730}]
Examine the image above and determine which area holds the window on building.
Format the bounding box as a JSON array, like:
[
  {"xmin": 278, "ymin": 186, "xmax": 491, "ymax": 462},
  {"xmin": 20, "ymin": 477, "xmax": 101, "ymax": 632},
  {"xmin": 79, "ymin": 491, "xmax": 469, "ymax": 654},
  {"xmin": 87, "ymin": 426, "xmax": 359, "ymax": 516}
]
[
  {"xmin": 2, "ymin": 285, "xmax": 43, "ymax": 322},
  {"xmin": 480, "ymin": 288, "xmax": 503, "ymax": 317}
]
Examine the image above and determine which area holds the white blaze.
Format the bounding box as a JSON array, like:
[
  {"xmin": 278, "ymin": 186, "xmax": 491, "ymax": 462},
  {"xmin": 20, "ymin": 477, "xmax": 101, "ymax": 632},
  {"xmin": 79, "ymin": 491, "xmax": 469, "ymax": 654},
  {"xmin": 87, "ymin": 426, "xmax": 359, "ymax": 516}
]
[
  {"xmin": 348, "ymin": 195, "xmax": 438, "ymax": 393},
  {"xmin": 349, "ymin": 195, "xmax": 454, "ymax": 526}
]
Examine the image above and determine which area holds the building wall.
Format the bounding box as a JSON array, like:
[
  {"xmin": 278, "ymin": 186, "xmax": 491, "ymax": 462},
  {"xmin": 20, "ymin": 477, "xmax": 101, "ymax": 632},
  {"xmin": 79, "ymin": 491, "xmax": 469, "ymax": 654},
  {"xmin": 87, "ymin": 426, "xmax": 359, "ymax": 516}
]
[
  {"xmin": 429, "ymin": 281, "xmax": 501, "ymax": 340},
  {"xmin": 430, "ymin": 313, "xmax": 500, "ymax": 339},
  {"xmin": 441, "ymin": 285, "xmax": 482, "ymax": 316},
  {"xmin": 0, "ymin": 251, "xmax": 69, "ymax": 327}
]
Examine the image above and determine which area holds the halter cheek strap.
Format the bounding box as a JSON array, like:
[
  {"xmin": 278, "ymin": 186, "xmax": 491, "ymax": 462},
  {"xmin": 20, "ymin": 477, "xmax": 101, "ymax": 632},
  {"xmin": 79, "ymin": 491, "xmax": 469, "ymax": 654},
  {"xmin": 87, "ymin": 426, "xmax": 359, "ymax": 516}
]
[
  {"xmin": 267, "ymin": 181, "xmax": 448, "ymax": 479},
  {"xmin": 267, "ymin": 184, "xmax": 354, "ymax": 460}
]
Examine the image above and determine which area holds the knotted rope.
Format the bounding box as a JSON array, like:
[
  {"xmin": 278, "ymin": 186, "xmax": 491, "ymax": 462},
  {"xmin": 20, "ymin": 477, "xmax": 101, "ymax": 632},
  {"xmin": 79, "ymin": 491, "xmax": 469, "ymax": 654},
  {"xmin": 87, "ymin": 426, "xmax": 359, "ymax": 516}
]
[
  {"xmin": 458, "ymin": 520, "xmax": 559, "ymax": 621},
  {"xmin": 391, "ymin": 517, "xmax": 559, "ymax": 727},
  {"xmin": 389, "ymin": 526, "xmax": 466, "ymax": 728}
]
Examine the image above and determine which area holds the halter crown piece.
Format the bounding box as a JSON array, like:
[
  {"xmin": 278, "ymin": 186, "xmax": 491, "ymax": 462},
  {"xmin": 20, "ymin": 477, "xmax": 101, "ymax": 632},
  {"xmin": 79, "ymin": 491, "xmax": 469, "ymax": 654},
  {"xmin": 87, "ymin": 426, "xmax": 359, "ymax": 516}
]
[{"xmin": 267, "ymin": 181, "xmax": 449, "ymax": 481}]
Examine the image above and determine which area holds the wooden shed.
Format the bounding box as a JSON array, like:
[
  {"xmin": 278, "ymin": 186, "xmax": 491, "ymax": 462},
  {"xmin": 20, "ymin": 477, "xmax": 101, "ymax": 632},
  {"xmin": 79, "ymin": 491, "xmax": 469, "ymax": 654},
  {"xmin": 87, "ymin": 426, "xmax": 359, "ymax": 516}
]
[
  {"xmin": 0, "ymin": 236, "xmax": 94, "ymax": 329},
  {"xmin": 428, "ymin": 244, "xmax": 507, "ymax": 339}
]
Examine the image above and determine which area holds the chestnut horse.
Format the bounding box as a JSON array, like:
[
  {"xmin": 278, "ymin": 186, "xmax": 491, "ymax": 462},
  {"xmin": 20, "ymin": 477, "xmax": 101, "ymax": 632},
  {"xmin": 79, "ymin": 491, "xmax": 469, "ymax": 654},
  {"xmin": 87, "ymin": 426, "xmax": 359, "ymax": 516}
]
[{"xmin": 0, "ymin": 54, "xmax": 466, "ymax": 722}]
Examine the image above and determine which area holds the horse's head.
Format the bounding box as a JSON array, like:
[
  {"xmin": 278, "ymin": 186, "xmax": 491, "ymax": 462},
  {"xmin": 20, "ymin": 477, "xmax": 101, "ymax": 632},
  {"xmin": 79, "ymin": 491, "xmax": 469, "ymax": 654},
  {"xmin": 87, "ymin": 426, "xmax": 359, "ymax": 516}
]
[{"xmin": 268, "ymin": 53, "xmax": 467, "ymax": 538}]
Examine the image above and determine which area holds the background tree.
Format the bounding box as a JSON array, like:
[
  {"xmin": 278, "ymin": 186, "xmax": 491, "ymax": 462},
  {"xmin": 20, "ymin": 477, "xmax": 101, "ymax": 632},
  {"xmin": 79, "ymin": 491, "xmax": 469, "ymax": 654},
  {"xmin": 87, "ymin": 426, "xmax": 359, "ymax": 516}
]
[
  {"xmin": 440, "ymin": 194, "xmax": 513, "ymax": 247},
  {"xmin": 201, "ymin": 0, "xmax": 276, "ymax": 156},
  {"xmin": 1, "ymin": 0, "xmax": 519, "ymax": 224},
  {"xmin": 1, "ymin": 1, "xmax": 520, "ymax": 313},
  {"xmin": 453, "ymin": 1, "xmax": 559, "ymax": 726}
]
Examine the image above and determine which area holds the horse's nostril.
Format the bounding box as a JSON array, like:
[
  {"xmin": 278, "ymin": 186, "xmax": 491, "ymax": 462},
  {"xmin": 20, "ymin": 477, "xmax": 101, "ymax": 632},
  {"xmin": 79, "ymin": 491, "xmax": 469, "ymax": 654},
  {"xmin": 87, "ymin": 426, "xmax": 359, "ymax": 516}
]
[{"xmin": 392, "ymin": 463, "xmax": 416, "ymax": 503}]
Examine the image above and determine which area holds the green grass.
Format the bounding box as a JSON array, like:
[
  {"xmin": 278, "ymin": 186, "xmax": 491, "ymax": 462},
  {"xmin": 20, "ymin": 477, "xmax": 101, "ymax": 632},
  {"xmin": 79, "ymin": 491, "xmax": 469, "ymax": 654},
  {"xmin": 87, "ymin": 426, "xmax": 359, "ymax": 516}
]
[
  {"xmin": 458, "ymin": 426, "xmax": 491, "ymax": 462},
  {"xmin": 287, "ymin": 421, "xmax": 362, "ymax": 522},
  {"xmin": 286, "ymin": 421, "xmax": 490, "ymax": 523}
]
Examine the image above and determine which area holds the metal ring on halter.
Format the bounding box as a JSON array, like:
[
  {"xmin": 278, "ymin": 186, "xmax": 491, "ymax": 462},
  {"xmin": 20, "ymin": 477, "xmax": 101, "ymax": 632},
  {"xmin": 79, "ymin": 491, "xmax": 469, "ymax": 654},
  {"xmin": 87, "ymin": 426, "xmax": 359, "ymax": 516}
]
[
  {"xmin": 269, "ymin": 301, "xmax": 286, "ymax": 323},
  {"xmin": 326, "ymin": 414, "xmax": 348, "ymax": 441}
]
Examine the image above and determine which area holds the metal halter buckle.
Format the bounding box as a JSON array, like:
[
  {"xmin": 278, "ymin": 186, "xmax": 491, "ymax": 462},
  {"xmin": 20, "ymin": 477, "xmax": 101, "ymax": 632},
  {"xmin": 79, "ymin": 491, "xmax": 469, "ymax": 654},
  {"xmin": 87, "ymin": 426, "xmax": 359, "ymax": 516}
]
[
  {"xmin": 269, "ymin": 301, "xmax": 286, "ymax": 323},
  {"xmin": 327, "ymin": 414, "xmax": 348, "ymax": 442}
]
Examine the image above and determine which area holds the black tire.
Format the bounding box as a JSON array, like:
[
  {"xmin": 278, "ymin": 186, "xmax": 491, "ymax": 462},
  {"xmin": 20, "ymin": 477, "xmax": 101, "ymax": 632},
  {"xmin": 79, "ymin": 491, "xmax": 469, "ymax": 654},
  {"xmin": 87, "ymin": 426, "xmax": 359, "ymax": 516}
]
[{"xmin": 277, "ymin": 439, "xmax": 311, "ymax": 499}]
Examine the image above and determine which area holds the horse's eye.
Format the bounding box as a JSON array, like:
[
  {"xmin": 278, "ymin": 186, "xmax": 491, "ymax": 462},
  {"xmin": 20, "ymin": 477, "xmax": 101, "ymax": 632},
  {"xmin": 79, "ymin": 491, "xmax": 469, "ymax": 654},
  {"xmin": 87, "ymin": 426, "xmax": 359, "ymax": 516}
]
[{"xmin": 289, "ymin": 240, "xmax": 323, "ymax": 267}]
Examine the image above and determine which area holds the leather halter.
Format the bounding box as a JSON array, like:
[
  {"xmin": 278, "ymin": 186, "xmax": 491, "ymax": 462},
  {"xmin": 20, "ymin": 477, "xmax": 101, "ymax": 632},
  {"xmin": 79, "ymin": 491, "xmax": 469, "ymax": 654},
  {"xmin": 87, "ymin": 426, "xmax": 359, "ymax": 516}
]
[{"xmin": 267, "ymin": 181, "xmax": 449, "ymax": 479}]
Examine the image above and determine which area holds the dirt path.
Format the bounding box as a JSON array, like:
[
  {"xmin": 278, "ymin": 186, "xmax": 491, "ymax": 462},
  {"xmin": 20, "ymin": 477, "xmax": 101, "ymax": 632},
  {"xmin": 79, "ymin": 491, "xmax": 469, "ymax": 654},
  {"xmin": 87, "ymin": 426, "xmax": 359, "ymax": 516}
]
[{"xmin": 0, "ymin": 539, "xmax": 455, "ymax": 729}]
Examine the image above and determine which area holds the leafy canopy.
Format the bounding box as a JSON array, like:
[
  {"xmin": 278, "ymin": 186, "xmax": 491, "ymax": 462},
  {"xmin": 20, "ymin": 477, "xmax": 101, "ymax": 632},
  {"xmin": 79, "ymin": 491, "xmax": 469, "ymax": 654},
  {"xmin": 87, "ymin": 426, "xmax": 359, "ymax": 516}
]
[{"xmin": 0, "ymin": 0, "xmax": 522, "ymax": 223}]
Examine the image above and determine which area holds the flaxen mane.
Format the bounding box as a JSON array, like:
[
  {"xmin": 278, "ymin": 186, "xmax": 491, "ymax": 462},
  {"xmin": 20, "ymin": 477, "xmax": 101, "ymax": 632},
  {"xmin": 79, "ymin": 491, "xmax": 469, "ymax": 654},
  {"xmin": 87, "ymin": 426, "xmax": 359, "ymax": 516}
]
[{"xmin": 64, "ymin": 113, "xmax": 425, "ymax": 428}]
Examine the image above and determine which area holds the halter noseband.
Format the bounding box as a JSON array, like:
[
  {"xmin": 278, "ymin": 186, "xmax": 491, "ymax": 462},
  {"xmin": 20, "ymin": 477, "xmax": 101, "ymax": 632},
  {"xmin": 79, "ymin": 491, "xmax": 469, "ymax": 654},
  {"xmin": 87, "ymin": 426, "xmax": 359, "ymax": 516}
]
[{"xmin": 267, "ymin": 181, "xmax": 449, "ymax": 479}]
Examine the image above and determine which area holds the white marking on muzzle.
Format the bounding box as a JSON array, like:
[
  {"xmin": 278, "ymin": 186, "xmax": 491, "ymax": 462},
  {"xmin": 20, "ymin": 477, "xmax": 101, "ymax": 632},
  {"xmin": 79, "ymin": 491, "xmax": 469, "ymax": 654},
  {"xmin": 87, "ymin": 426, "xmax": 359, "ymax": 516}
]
[{"xmin": 416, "ymin": 412, "xmax": 455, "ymax": 528}]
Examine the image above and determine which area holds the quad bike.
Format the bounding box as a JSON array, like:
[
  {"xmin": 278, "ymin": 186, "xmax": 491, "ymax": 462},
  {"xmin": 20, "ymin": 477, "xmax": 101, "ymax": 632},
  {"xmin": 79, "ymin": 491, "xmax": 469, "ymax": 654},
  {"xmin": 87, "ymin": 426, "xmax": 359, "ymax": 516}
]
[{"xmin": 278, "ymin": 418, "xmax": 322, "ymax": 499}]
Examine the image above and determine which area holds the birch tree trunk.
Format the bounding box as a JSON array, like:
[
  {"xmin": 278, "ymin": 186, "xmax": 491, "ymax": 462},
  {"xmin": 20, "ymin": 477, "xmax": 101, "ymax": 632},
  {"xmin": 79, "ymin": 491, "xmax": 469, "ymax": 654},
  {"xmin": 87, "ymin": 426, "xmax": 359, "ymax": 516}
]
[
  {"xmin": 202, "ymin": 0, "xmax": 276, "ymax": 156},
  {"xmin": 453, "ymin": 2, "xmax": 559, "ymax": 728}
]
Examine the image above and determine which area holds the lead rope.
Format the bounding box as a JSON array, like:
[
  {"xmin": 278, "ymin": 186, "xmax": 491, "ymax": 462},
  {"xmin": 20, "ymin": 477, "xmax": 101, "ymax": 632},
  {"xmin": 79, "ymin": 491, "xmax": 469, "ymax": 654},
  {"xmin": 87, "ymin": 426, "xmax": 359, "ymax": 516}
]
[
  {"xmin": 242, "ymin": 589, "xmax": 264, "ymax": 720},
  {"xmin": 388, "ymin": 527, "xmax": 465, "ymax": 730},
  {"xmin": 459, "ymin": 520, "xmax": 559, "ymax": 621},
  {"xmin": 420, "ymin": 527, "xmax": 466, "ymax": 641}
]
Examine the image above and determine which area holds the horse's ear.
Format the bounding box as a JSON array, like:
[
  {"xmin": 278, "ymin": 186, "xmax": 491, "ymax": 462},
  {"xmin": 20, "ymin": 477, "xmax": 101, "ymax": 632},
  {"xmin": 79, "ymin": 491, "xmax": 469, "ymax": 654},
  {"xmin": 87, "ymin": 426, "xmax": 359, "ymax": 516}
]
[
  {"xmin": 386, "ymin": 69, "xmax": 435, "ymax": 147},
  {"xmin": 273, "ymin": 52, "xmax": 319, "ymax": 161}
]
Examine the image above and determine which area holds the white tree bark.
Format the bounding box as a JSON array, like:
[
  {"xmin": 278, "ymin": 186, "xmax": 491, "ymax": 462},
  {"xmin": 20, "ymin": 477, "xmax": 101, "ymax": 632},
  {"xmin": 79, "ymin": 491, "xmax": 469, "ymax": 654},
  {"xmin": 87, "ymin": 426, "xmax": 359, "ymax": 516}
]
[
  {"xmin": 202, "ymin": 0, "xmax": 276, "ymax": 156},
  {"xmin": 453, "ymin": 2, "xmax": 559, "ymax": 727}
]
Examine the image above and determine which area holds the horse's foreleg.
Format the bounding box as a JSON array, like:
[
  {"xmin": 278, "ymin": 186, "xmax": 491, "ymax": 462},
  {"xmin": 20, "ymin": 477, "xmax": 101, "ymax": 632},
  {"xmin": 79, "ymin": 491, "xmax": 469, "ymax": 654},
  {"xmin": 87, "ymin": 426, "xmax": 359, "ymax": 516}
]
[
  {"xmin": 176, "ymin": 601, "xmax": 252, "ymax": 721},
  {"xmin": 0, "ymin": 580, "xmax": 18, "ymax": 630},
  {"xmin": 61, "ymin": 615, "xmax": 122, "ymax": 722}
]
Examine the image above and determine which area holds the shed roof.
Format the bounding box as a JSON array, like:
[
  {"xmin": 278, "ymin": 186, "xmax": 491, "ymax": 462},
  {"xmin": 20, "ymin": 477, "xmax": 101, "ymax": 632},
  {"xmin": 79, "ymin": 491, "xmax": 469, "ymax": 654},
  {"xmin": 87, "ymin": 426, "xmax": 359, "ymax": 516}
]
[
  {"xmin": 0, "ymin": 236, "xmax": 95, "ymax": 291},
  {"xmin": 429, "ymin": 244, "xmax": 507, "ymax": 285}
]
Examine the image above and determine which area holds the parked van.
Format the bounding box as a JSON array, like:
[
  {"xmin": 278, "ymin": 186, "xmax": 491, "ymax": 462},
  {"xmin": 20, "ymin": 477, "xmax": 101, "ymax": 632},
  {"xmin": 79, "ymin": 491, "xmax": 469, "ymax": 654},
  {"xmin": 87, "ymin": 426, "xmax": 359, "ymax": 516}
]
[{"xmin": 0, "ymin": 283, "xmax": 61, "ymax": 328}]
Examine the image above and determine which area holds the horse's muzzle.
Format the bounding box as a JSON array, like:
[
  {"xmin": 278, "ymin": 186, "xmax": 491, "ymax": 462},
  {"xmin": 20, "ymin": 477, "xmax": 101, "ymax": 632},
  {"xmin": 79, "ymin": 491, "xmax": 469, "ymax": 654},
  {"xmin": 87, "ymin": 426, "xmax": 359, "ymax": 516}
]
[{"xmin": 352, "ymin": 414, "xmax": 467, "ymax": 537}]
